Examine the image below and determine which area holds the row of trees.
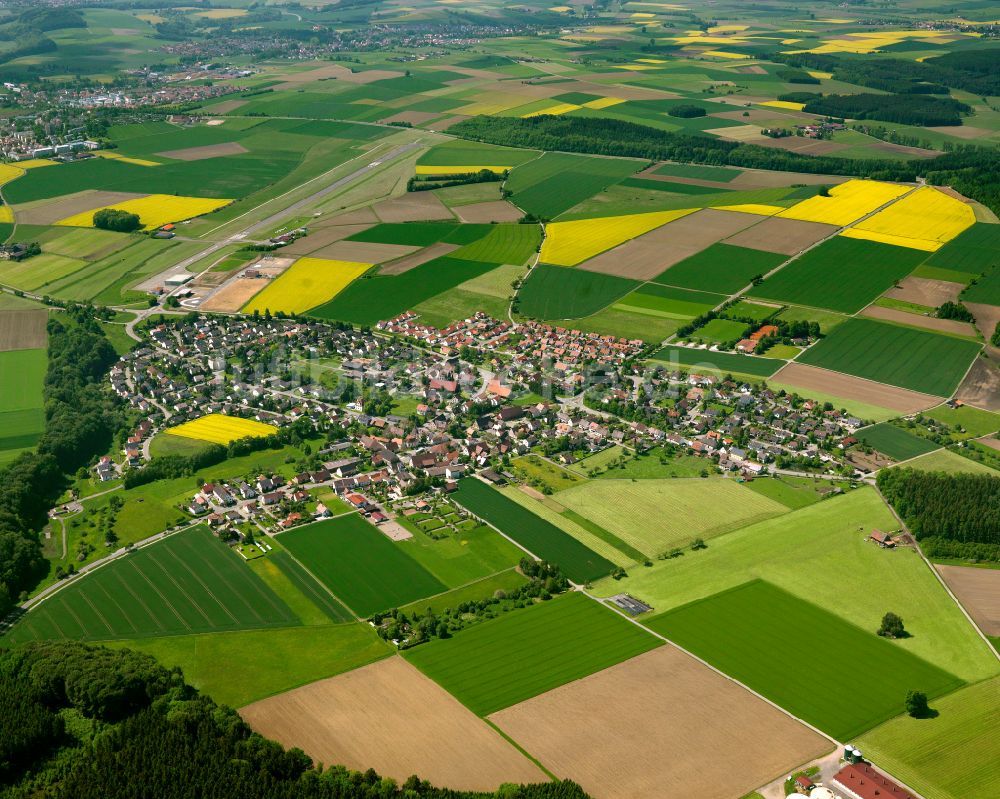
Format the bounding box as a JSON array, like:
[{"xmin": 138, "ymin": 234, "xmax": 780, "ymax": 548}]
[
  {"xmin": 0, "ymin": 309, "xmax": 120, "ymax": 612},
  {"xmin": 876, "ymin": 468, "xmax": 1000, "ymax": 544},
  {"xmin": 1, "ymin": 641, "xmax": 589, "ymax": 799}
]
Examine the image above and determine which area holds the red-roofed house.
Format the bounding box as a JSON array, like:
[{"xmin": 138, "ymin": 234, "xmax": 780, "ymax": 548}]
[{"xmin": 832, "ymin": 763, "xmax": 916, "ymax": 799}]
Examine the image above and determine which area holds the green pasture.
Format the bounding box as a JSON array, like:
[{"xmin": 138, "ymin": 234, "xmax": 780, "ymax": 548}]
[
  {"xmin": 511, "ymin": 454, "xmax": 584, "ymax": 492},
  {"xmin": 857, "ymin": 422, "xmax": 941, "ymax": 460},
  {"xmin": 921, "ymin": 404, "xmax": 1000, "ymax": 439},
  {"xmin": 561, "ymin": 305, "xmax": 679, "ymax": 342},
  {"xmin": 107, "ymin": 622, "xmax": 391, "ymax": 709},
  {"xmin": 592, "ymin": 487, "xmax": 998, "ymax": 683},
  {"xmin": 686, "ymin": 318, "xmax": 749, "ymax": 344},
  {"xmin": 399, "ymin": 569, "xmax": 528, "ymax": 617},
  {"xmin": 743, "ymin": 475, "xmax": 839, "ymax": 510},
  {"xmin": 452, "ymin": 478, "xmax": 616, "ymax": 584},
  {"xmin": 750, "ymin": 237, "xmax": 927, "ymax": 313},
  {"xmin": 905, "ymin": 448, "xmax": 999, "ymax": 475},
  {"xmin": 346, "ymin": 222, "xmax": 471, "ymax": 247},
  {"xmin": 517, "ymin": 265, "xmax": 638, "ymax": 320},
  {"xmin": 412, "ymin": 262, "xmax": 524, "ymax": 327},
  {"xmin": 962, "ymin": 266, "xmax": 1000, "ymax": 306},
  {"xmin": 451, "ymin": 223, "xmax": 541, "ymax": 265},
  {"xmin": 654, "ymin": 244, "xmax": 786, "ymax": 294},
  {"xmin": 924, "ymin": 223, "xmax": 1000, "ymax": 275},
  {"xmin": 653, "ymin": 163, "xmax": 742, "ymax": 182},
  {"xmin": 263, "ymin": 549, "xmax": 355, "ymax": 624},
  {"xmin": 648, "ymin": 580, "xmax": 964, "ymax": 740},
  {"xmin": 278, "ymin": 515, "xmax": 446, "ymax": 616},
  {"xmin": 797, "ymin": 317, "xmax": 981, "ymax": 396},
  {"xmin": 617, "ymin": 283, "xmax": 724, "ymax": 320},
  {"xmin": 649, "ymin": 345, "xmax": 784, "ymax": 377},
  {"xmin": 404, "ymin": 592, "xmax": 661, "ymax": 716},
  {"xmin": 5, "ymin": 526, "xmax": 299, "ymax": 644},
  {"xmin": 507, "ymin": 152, "xmax": 641, "ymax": 218}
]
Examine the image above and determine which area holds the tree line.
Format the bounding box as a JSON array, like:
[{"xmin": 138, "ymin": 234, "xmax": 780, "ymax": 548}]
[
  {"xmin": 448, "ymin": 115, "xmax": 1000, "ymax": 218},
  {"xmin": 0, "ymin": 309, "xmax": 121, "ymax": 613},
  {"xmin": 877, "ymin": 468, "xmax": 1000, "ymax": 545},
  {"xmin": 0, "ymin": 640, "xmax": 590, "ymax": 799}
]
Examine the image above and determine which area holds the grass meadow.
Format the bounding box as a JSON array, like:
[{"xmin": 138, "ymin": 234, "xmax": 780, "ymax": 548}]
[
  {"xmin": 648, "ymin": 580, "xmax": 964, "ymax": 740},
  {"xmin": 797, "ymin": 318, "xmax": 981, "ymax": 396},
  {"xmin": 506, "ymin": 152, "xmax": 640, "ymax": 218},
  {"xmin": 453, "ymin": 478, "xmax": 616, "ymax": 583},
  {"xmin": 516, "ymin": 264, "xmax": 638, "ymax": 320},
  {"xmin": 5, "ymin": 526, "xmax": 299, "ymax": 643},
  {"xmin": 404, "ymin": 592, "xmax": 661, "ymax": 715},
  {"xmin": 278, "ymin": 515, "xmax": 446, "ymax": 616},
  {"xmin": 654, "ymin": 244, "xmax": 786, "ymax": 293},
  {"xmin": 0, "ymin": 347, "xmax": 46, "ymax": 460},
  {"xmin": 649, "ymin": 345, "xmax": 784, "ymax": 377},
  {"xmin": 857, "ymin": 423, "xmax": 940, "ymax": 460}
]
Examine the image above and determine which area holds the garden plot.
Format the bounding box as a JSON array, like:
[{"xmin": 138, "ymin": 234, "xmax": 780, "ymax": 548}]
[
  {"xmin": 490, "ymin": 647, "xmax": 831, "ymax": 799},
  {"xmin": 557, "ymin": 479, "xmax": 787, "ymax": 557},
  {"xmin": 577, "ymin": 208, "xmax": 765, "ymax": 281},
  {"xmin": 240, "ymin": 657, "xmax": 545, "ymax": 792}
]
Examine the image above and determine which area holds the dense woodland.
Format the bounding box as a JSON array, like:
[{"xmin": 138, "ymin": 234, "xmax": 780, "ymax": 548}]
[
  {"xmin": 877, "ymin": 468, "xmax": 1000, "ymax": 545},
  {"xmin": 801, "ymin": 93, "xmax": 970, "ymax": 127},
  {"xmin": 0, "ymin": 310, "xmax": 119, "ymax": 614},
  {"xmin": 451, "ymin": 116, "xmax": 1000, "ymax": 217},
  {"xmin": 0, "ymin": 641, "xmax": 588, "ymax": 799}
]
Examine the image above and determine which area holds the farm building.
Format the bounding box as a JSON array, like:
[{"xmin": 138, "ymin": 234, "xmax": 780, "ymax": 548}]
[
  {"xmin": 831, "ymin": 763, "xmax": 916, "ymax": 799},
  {"xmin": 868, "ymin": 530, "xmax": 895, "ymax": 548}
]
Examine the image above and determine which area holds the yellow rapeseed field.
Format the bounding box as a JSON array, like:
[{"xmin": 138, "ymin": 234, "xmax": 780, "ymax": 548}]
[
  {"xmin": 776, "ymin": 180, "xmax": 910, "ymax": 227},
  {"xmin": 717, "ymin": 204, "xmax": 785, "ymax": 216},
  {"xmin": 16, "ymin": 159, "xmax": 58, "ymax": 169},
  {"xmin": 582, "ymin": 97, "xmax": 626, "ymax": 109},
  {"xmin": 522, "ymin": 103, "xmax": 580, "ymax": 118},
  {"xmin": 760, "ymin": 100, "xmax": 805, "ymax": 111},
  {"xmin": 700, "ymin": 50, "xmax": 751, "ymax": 59},
  {"xmin": 56, "ymin": 194, "xmax": 233, "ymax": 230},
  {"xmin": 841, "ymin": 187, "xmax": 975, "ymax": 252},
  {"xmin": 540, "ymin": 208, "xmax": 697, "ymax": 266},
  {"xmin": 95, "ymin": 151, "xmax": 161, "ymax": 167},
  {"xmin": 243, "ymin": 258, "xmax": 371, "ymax": 314},
  {"xmin": 0, "ymin": 206, "xmax": 13, "ymax": 224},
  {"xmin": 0, "ymin": 164, "xmax": 25, "ymax": 187},
  {"xmin": 166, "ymin": 413, "xmax": 278, "ymax": 445},
  {"xmin": 415, "ymin": 165, "xmax": 511, "ymax": 175}
]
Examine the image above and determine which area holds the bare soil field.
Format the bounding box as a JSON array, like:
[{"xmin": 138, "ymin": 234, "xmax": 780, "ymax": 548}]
[
  {"xmin": 157, "ymin": 142, "xmax": 249, "ymax": 161},
  {"xmin": 755, "ymin": 137, "xmax": 848, "ymax": 156},
  {"xmin": 705, "ymin": 124, "xmax": 764, "ymax": 141},
  {"xmin": 311, "ymin": 240, "xmax": 419, "ymax": 263},
  {"xmin": 955, "ymin": 354, "xmax": 1000, "ymax": 412},
  {"xmin": 724, "ymin": 217, "xmax": 837, "ymax": 255},
  {"xmin": 772, "ymin": 362, "xmax": 942, "ymax": 413},
  {"xmin": 977, "ymin": 435, "xmax": 1000, "ymax": 452},
  {"xmin": 241, "ymin": 657, "xmax": 544, "ymax": 791},
  {"xmin": 379, "ymin": 242, "xmax": 459, "ymax": 275},
  {"xmin": 0, "ymin": 309, "xmax": 47, "ymax": 351},
  {"xmin": 860, "ymin": 305, "xmax": 978, "ymax": 337},
  {"xmin": 579, "ymin": 209, "xmax": 765, "ymax": 280},
  {"xmin": 200, "ymin": 277, "xmax": 271, "ymax": 313},
  {"xmin": 490, "ymin": 647, "xmax": 831, "ymax": 799},
  {"xmin": 936, "ymin": 565, "xmax": 1000, "ymax": 636},
  {"xmin": 429, "ymin": 115, "xmax": 472, "ymax": 131},
  {"xmin": 868, "ymin": 141, "xmax": 940, "ymax": 159},
  {"xmin": 736, "ymin": 65, "xmax": 767, "ymax": 74},
  {"xmin": 885, "ymin": 276, "xmax": 963, "ymax": 307},
  {"xmin": 283, "ymin": 224, "xmax": 375, "ymax": 255},
  {"xmin": 378, "ymin": 520, "xmax": 413, "ymax": 541},
  {"xmin": 728, "ymin": 170, "xmax": 850, "ymax": 190},
  {"xmin": 964, "ymin": 303, "xmax": 1000, "ymax": 343},
  {"xmin": 16, "ymin": 190, "xmax": 146, "ymax": 225},
  {"xmin": 927, "ymin": 125, "xmax": 993, "ymax": 140},
  {"xmin": 318, "ymin": 207, "xmax": 381, "ymax": 226},
  {"xmin": 374, "ymin": 192, "xmax": 454, "ymax": 223},
  {"xmin": 455, "ymin": 200, "xmax": 523, "ymax": 223}
]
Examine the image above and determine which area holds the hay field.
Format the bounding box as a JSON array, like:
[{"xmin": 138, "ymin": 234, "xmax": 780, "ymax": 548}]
[
  {"xmin": 491, "ymin": 647, "xmax": 831, "ymax": 799},
  {"xmin": 56, "ymin": 194, "xmax": 232, "ymax": 230},
  {"xmin": 243, "ymin": 257, "xmax": 371, "ymax": 314},
  {"xmin": 844, "ymin": 186, "xmax": 976, "ymax": 252},
  {"xmin": 539, "ymin": 208, "xmax": 695, "ymax": 266},
  {"xmin": 776, "ymin": 179, "xmax": 910, "ymax": 227},
  {"xmin": 0, "ymin": 309, "xmax": 47, "ymax": 351},
  {"xmin": 557, "ymin": 479, "xmax": 787, "ymax": 556},
  {"xmin": 166, "ymin": 413, "xmax": 278, "ymax": 444},
  {"xmin": 241, "ymin": 657, "xmax": 545, "ymax": 791},
  {"xmin": 936, "ymin": 565, "xmax": 1000, "ymax": 636}
]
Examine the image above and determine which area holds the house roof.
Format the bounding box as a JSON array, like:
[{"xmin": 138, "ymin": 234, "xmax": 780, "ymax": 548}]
[{"xmin": 832, "ymin": 763, "xmax": 916, "ymax": 799}]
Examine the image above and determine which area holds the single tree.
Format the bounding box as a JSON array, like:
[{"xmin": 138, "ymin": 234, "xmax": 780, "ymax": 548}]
[
  {"xmin": 878, "ymin": 611, "xmax": 906, "ymax": 638},
  {"xmin": 905, "ymin": 690, "xmax": 929, "ymax": 718}
]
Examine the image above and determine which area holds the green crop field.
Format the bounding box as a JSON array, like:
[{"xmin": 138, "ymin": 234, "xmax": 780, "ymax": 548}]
[
  {"xmin": 310, "ymin": 256, "xmax": 500, "ymax": 326},
  {"xmin": 267, "ymin": 550, "xmax": 355, "ymax": 623},
  {"xmin": 450, "ymin": 224, "xmax": 541, "ymax": 265},
  {"xmin": 726, "ymin": 300, "xmax": 782, "ymax": 322},
  {"xmin": 4, "ymin": 526, "xmax": 300, "ymax": 643},
  {"xmin": 653, "ymin": 163, "xmax": 742, "ymax": 182},
  {"xmin": 517, "ymin": 264, "xmax": 638, "ymax": 320},
  {"xmin": 107, "ymin": 622, "xmax": 392, "ymax": 709},
  {"xmin": 0, "ymin": 348, "xmax": 47, "ymax": 459},
  {"xmin": 592, "ymin": 487, "xmax": 998, "ymax": 684},
  {"xmin": 857, "ymin": 422, "xmax": 941, "ymax": 460},
  {"xmin": 616, "ymin": 283, "xmax": 724, "ymax": 320},
  {"xmin": 654, "ymin": 244, "xmax": 787, "ymax": 294},
  {"xmin": 924, "ymin": 223, "xmax": 1000, "ymax": 275},
  {"xmin": 557, "ymin": 478, "xmax": 787, "ymax": 557},
  {"xmin": 962, "ymin": 266, "xmax": 1000, "ymax": 306},
  {"xmin": 506, "ymin": 152, "xmax": 641, "ymax": 218},
  {"xmin": 347, "ymin": 222, "xmax": 473, "ymax": 247},
  {"xmin": 650, "ymin": 345, "xmax": 784, "ymax": 377},
  {"xmin": 797, "ymin": 318, "xmax": 981, "ymax": 396},
  {"xmin": 452, "ymin": 478, "xmax": 616, "ymax": 583},
  {"xmin": 686, "ymin": 318, "xmax": 748, "ymax": 344},
  {"xmin": 404, "ymin": 592, "xmax": 661, "ymax": 715},
  {"xmin": 742, "ymin": 475, "xmax": 835, "ymax": 510},
  {"xmin": 751, "ymin": 237, "xmax": 927, "ymax": 313},
  {"xmin": 278, "ymin": 515, "xmax": 446, "ymax": 616},
  {"xmin": 857, "ymin": 675, "xmax": 1000, "ymax": 799},
  {"xmin": 648, "ymin": 580, "xmax": 964, "ymax": 740}
]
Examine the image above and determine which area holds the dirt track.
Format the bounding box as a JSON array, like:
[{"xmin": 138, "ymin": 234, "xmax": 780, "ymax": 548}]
[
  {"xmin": 772, "ymin": 362, "xmax": 942, "ymax": 414},
  {"xmin": 936, "ymin": 565, "xmax": 1000, "ymax": 636},
  {"xmin": 490, "ymin": 647, "xmax": 831, "ymax": 799},
  {"xmin": 240, "ymin": 657, "xmax": 545, "ymax": 791}
]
